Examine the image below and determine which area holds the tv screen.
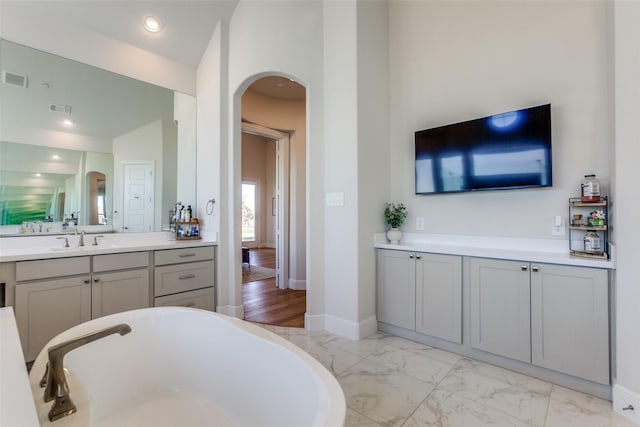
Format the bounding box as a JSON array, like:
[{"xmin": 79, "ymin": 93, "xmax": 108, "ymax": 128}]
[{"xmin": 415, "ymin": 104, "xmax": 552, "ymax": 195}]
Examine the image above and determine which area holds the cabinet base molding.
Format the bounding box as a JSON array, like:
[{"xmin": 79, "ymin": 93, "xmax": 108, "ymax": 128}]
[
  {"xmin": 613, "ymin": 384, "xmax": 640, "ymax": 424},
  {"xmin": 288, "ymin": 278, "xmax": 306, "ymax": 290},
  {"xmin": 379, "ymin": 321, "xmax": 612, "ymax": 401}
]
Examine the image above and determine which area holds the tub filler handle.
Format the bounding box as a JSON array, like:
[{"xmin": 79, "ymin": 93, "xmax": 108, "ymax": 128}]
[{"xmin": 40, "ymin": 323, "xmax": 132, "ymax": 422}]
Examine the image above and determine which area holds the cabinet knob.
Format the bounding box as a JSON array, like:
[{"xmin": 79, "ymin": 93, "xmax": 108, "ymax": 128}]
[
  {"xmin": 93, "ymin": 278, "xmax": 100, "ymax": 283},
  {"xmin": 83, "ymin": 279, "xmax": 90, "ymax": 284},
  {"xmin": 409, "ymin": 254, "xmax": 414, "ymax": 259},
  {"xmin": 416, "ymin": 255, "xmax": 422, "ymax": 260},
  {"xmin": 521, "ymin": 265, "xmax": 528, "ymax": 271},
  {"xmin": 532, "ymin": 266, "xmax": 539, "ymax": 272}
]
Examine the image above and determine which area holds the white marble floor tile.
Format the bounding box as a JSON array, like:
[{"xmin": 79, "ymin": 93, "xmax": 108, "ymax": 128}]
[
  {"xmin": 299, "ymin": 340, "xmax": 364, "ymax": 376},
  {"xmin": 338, "ymin": 359, "xmax": 434, "ymax": 427},
  {"xmin": 544, "ymin": 385, "xmax": 636, "ymax": 427},
  {"xmin": 346, "ymin": 408, "xmax": 385, "ymax": 427},
  {"xmin": 438, "ymin": 358, "xmax": 551, "ymax": 426},
  {"xmin": 404, "ymin": 387, "xmax": 534, "ymax": 427},
  {"xmin": 366, "ymin": 345, "xmax": 456, "ymax": 385}
]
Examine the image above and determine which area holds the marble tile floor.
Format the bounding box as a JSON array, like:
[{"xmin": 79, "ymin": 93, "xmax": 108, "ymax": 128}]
[{"xmin": 259, "ymin": 324, "xmax": 636, "ymax": 427}]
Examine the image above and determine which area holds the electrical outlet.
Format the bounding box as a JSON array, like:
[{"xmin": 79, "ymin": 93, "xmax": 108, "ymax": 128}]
[{"xmin": 416, "ymin": 216, "xmax": 425, "ymax": 231}]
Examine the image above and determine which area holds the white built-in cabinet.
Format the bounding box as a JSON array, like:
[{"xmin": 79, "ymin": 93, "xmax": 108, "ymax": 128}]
[
  {"xmin": 377, "ymin": 249, "xmax": 462, "ymax": 343},
  {"xmin": 377, "ymin": 249, "xmax": 611, "ymax": 393}
]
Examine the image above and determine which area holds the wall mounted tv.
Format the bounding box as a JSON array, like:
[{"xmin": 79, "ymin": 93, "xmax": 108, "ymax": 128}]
[{"xmin": 415, "ymin": 104, "xmax": 552, "ymax": 195}]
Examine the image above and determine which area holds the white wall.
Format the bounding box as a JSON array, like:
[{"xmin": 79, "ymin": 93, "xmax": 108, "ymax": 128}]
[
  {"xmin": 221, "ymin": 0, "xmax": 326, "ymax": 322},
  {"xmin": 388, "ymin": 0, "xmax": 612, "ymax": 238},
  {"xmin": 175, "ymin": 93, "xmax": 197, "ymax": 208},
  {"xmin": 613, "ymin": 1, "xmax": 640, "ymax": 421}
]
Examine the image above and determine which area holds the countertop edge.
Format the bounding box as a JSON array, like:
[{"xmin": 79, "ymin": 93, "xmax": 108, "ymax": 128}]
[{"xmin": 373, "ymin": 241, "xmax": 615, "ymax": 269}]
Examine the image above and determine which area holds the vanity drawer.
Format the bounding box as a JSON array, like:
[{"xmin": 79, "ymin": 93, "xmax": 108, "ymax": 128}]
[
  {"xmin": 16, "ymin": 257, "xmax": 90, "ymax": 281},
  {"xmin": 93, "ymin": 252, "xmax": 149, "ymax": 272},
  {"xmin": 154, "ymin": 246, "xmax": 215, "ymax": 266},
  {"xmin": 154, "ymin": 261, "xmax": 214, "ymax": 297},
  {"xmin": 154, "ymin": 287, "xmax": 214, "ymax": 311}
]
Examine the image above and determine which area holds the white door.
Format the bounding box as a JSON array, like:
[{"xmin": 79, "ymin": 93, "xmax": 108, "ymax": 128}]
[
  {"xmin": 275, "ymin": 137, "xmax": 289, "ymax": 289},
  {"xmin": 123, "ymin": 162, "xmax": 154, "ymax": 232}
]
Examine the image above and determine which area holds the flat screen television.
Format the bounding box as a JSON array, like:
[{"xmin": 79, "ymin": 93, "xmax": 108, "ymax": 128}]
[{"xmin": 415, "ymin": 104, "xmax": 552, "ymax": 195}]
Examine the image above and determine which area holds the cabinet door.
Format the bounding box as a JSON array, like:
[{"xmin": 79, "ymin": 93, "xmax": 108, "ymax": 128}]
[
  {"xmin": 15, "ymin": 276, "xmax": 91, "ymax": 361},
  {"xmin": 415, "ymin": 253, "xmax": 462, "ymax": 343},
  {"xmin": 92, "ymin": 269, "xmax": 150, "ymax": 319},
  {"xmin": 377, "ymin": 249, "xmax": 415, "ymax": 330},
  {"xmin": 470, "ymin": 258, "xmax": 531, "ymax": 363},
  {"xmin": 531, "ymin": 264, "xmax": 609, "ymax": 384}
]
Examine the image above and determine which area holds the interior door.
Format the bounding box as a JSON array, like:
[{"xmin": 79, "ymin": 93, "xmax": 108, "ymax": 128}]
[
  {"xmin": 123, "ymin": 162, "xmax": 154, "ymax": 232},
  {"xmin": 275, "ymin": 137, "xmax": 289, "ymax": 289}
]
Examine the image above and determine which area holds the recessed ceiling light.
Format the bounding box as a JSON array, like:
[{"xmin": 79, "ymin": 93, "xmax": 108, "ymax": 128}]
[
  {"xmin": 62, "ymin": 119, "xmax": 73, "ymax": 126},
  {"xmin": 144, "ymin": 16, "xmax": 161, "ymax": 33},
  {"xmin": 35, "ymin": 173, "xmax": 41, "ymax": 177},
  {"xmin": 51, "ymin": 155, "xmax": 60, "ymax": 160}
]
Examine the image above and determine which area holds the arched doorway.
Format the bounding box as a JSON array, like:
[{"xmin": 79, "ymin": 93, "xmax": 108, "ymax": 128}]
[{"xmin": 236, "ymin": 74, "xmax": 307, "ymax": 327}]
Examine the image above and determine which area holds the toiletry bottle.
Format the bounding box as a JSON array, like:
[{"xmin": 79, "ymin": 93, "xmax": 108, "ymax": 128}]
[
  {"xmin": 185, "ymin": 205, "xmax": 191, "ymax": 222},
  {"xmin": 581, "ymin": 174, "xmax": 601, "ymax": 202}
]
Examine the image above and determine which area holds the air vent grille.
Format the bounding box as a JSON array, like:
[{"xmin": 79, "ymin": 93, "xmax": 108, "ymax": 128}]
[{"xmin": 2, "ymin": 70, "xmax": 28, "ymax": 88}]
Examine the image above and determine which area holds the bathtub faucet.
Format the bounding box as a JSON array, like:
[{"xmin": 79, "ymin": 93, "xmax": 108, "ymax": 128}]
[{"xmin": 40, "ymin": 323, "xmax": 132, "ymax": 422}]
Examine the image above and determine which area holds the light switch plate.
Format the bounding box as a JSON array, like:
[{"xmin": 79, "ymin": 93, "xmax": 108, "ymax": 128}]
[
  {"xmin": 325, "ymin": 192, "xmax": 344, "ymax": 207},
  {"xmin": 416, "ymin": 216, "xmax": 425, "ymax": 230}
]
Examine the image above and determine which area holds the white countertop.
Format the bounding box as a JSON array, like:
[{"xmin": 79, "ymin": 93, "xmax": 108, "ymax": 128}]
[
  {"xmin": 374, "ymin": 233, "xmax": 615, "ymax": 269},
  {"xmin": 0, "ymin": 231, "xmax": 218, "ymax": 262},
  {"xmin": 0, "ymin": 307, "xmax": 39, "ymax": 427}
]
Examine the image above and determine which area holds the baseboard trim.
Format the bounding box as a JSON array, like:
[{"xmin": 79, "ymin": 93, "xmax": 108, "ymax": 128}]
[
  {"xmin": 289, "ymin": 278, "xmax": 306, "ymax": 290},
  {"xmin": 305, "ymin": 313, "xmax": 378, "ymax": 340},
  {"xmin": 216, "ymin": 304, "xmax": 244, "ymax": 319},
  {"xmin": 613, "ymin": 384, "xmax": 640, "ymax": 424}
]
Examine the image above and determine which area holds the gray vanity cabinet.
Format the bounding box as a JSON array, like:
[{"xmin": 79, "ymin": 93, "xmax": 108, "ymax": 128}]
[
  {"xmin": 377, "ymin": 249, "xmax": 462, "ymax": 343},
  {"xmin": 531, "ymin": 264, "xmax": 609, "ymax": 385},
  {"xmin": 470, "ymin": 258, "xmax": 531, "ymax": 363},
  {"xmin": 91, "ymin": 252, "xmax": 151, "ymax": 319},
  {"xmin": 14, "ymin": 257, "xmax": 93, "ymax": 361},
  {"xmin": 415, "ymin": 253, "xmax": 462, "ymax": 343},
  {"xmin": 377, "ymin": 249, "xmax": 416, "ymax": 330}
]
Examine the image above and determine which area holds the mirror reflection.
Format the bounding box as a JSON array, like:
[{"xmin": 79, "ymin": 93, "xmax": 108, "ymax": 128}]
[{"xmin": 0, "ymin": 39, "xmax": 196, "ymax": 235}]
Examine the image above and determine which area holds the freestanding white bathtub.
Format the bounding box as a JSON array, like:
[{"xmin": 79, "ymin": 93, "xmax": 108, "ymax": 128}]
[{"xmin": 28, "ymin": 307, "xmax": 346, "ymax": 427}]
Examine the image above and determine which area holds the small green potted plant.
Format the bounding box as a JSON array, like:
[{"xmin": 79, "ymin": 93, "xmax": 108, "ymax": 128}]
[{"xmin": 384, "ymin": 202, "xmax": 407, "ymax": 244}]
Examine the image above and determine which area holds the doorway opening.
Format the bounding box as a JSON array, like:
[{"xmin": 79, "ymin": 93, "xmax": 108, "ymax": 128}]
[{"xmin": 239, "ymin": 75, "xmax": 306, "ymax": 328}]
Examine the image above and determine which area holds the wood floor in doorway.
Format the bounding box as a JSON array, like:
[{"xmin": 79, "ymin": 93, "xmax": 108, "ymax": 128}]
[{"xmin": 242, "ymin": 248, "xmax": 306, "ymax": 328}]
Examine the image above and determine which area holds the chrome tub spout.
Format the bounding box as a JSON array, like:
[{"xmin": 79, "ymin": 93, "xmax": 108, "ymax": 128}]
[{"xmin": 40, "ymin": 323, "xmax": 132, "ymax": 422}]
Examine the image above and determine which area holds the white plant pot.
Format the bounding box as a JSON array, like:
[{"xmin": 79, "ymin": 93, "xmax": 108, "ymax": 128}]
[{"xmin": 386, "ymin": 228, "xmax": 402, "ymax": 244}]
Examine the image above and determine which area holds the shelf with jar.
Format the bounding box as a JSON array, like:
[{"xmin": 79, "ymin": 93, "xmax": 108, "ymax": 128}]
[
  {"xmin": 176, "ymin": 218, "xmax": 201, "ymax": 240},
  {"xmin": 568, "ymin": 196, "xmax": 608, "ymax": 259}
]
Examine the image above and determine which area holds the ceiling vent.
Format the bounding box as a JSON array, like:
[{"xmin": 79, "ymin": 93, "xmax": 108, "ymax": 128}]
[
  {"xmin": 2, "ymin": 70, "xmax": 28, "ymax": 88},
  {"xmin": 49, "ymin": 104, "xmax": 72, "ymax": 114}
]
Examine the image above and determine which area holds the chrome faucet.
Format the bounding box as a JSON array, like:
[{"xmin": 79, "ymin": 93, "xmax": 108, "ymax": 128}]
[
  {"xmin": 40, "ymin": 323, "xmax": 132, "ymax": 421},
  {"xmin": 76, "ymin": 230, "xmax": 85, "ymax": 247}
]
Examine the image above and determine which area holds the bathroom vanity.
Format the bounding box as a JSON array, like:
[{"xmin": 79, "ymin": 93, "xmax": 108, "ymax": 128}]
[
  {"xmin": 0, "ymin": 232, "xmax": 217, "ymax": 361},
  {"xmin": 375, "ymin": 233, "xmax": 615, "ymax": 400}
]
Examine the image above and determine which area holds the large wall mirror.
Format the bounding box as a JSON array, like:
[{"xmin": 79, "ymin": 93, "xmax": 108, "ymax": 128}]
[{"xmin": 0, "ymin": 39, "xmax": 196, "ymax": 235}]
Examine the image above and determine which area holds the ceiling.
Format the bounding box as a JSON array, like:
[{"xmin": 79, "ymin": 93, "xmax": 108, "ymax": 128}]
[
  {"xmin": 0, "ymin": 1, "xmax": 239, "ymax": 67},
  {"xmin": 0, "ymin": 1, "xmax": 305, "ymax": 100}
]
